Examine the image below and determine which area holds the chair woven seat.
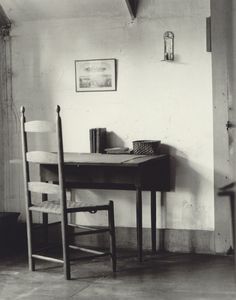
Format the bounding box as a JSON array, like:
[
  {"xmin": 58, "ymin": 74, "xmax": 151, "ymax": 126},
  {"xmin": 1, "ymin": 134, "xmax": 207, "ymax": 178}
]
[{"xmin": 29, "ymin": 200, "xmax": 109, "ymax": 214}]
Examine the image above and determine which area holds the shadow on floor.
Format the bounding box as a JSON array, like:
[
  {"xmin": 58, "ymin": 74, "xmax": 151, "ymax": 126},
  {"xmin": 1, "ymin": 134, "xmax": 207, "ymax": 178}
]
[{"xmin": 0, "ymin": 249, "xmax": 236, "ymax": 300}]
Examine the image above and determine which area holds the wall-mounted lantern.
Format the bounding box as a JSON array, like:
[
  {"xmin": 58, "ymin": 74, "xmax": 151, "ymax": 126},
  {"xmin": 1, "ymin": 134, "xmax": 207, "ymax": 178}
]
[{"xmin": 164, "ymin": 31, "xmax": 174, "ymax": 61}]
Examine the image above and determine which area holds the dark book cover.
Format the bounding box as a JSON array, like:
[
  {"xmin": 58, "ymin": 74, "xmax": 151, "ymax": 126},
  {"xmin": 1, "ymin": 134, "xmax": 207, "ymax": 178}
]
[
  {"xmin": 92, "ymin": 128, "xmax": 96, "ymax": 153},
  {"xmin": 100, "ymin": 128, "xmax": 106, "ymax": 153},
  {"xmin": 89, "ymin": 128, "xmax": 93, "ymax": 153},
  {"xmin": 96, "ymin": 128, "xmax": 100, "ymax": 153}
]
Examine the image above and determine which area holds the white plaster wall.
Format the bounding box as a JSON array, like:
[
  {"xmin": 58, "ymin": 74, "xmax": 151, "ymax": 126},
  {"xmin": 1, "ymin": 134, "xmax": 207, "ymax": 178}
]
[{"xmin": 10, "ymin": 0, "xmax": 213, "ymax": 230}]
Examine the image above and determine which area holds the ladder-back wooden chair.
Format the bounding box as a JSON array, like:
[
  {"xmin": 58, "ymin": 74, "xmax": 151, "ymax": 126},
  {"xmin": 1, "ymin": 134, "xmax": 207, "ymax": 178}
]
[{"xmin": 20, "ymin": 105, "xmax": 116, "ymax": 280}]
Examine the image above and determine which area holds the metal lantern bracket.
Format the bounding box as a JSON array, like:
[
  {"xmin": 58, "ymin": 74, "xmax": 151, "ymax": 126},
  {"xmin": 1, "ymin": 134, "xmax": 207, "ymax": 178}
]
[{"xmin": 163, "ymin": 31, "xmax": 174, "ymax": 61}]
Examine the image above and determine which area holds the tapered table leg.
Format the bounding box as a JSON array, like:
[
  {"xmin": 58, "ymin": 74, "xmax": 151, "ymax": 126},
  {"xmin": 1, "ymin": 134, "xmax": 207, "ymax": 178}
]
[
  {"xmin": 136, "ymin": 187, "xmax": 143, "ymax": 262},
  {"xmin": 151, "ymin": 190, "xmax": 156, "ymax": 253}
]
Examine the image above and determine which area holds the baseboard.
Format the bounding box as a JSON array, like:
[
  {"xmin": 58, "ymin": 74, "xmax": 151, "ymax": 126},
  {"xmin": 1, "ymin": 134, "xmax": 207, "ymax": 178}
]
[
  {"xmin": 2, "ymin": 222, "xmax": 217, "ymax": 255},
  {"xmin": 74, "ymin": 227, "xmax": 216, "ymax": 254}
]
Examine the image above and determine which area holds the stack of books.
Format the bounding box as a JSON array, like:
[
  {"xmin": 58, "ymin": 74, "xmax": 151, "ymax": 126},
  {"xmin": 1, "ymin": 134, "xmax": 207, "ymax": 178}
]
[{"xmin": 89, "ymin": 128, "xmax": 107, "ymax": 153}]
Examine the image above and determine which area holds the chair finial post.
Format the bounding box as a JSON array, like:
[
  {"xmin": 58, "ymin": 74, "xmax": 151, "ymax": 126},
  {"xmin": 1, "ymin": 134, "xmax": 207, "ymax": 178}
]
[
  {"xmin": 56, "ymin": 105, "xmax": 61, "ymax": 114},
  {"xmin": 21, "ymin": 106, "xmax": 25, "ymax": 115}
]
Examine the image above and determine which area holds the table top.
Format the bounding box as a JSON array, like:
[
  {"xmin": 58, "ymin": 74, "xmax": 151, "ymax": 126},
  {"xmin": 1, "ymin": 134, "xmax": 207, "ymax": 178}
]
[{"xmin": 63, "ymin": 153, "xmax": 168, "ymax": 167}]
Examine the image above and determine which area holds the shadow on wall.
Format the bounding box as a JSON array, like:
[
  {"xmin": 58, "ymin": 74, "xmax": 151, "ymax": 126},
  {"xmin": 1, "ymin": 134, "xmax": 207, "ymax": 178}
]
[
  {"xmin": 11, "ymin": 28, "xmax": 57, "ymax": 221},
  {"xmin": 159, "ymin": 143, "xmax": 203, "ymax": 200},
  {"xmin": 158, "ymin": 144, "xmax": 215, "ymax": 252},
  {"xmin": 159, "ymin": 143, "xmax": 209, "ymax": 231},
  {"xmin": 106, "ymin": 131, "xmax": 125, "ymax": 148}
]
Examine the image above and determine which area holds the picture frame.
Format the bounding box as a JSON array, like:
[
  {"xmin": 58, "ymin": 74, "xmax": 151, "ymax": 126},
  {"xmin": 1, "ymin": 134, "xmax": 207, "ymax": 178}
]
[{"xmin": 75, "ymin": 58, "xmax": 116, "ymax": 92}]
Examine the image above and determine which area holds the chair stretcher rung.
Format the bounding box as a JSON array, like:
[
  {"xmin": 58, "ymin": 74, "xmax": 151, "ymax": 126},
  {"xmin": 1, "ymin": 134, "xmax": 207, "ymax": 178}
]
[
  {"xmin": 70, "ymin": 253, "xmax": 110, "ymax": 262},
  {"xmin": 72, "ymin": 228, "xmax": 110, "ymax": 236},
  {"xmin": 67, "ymin": 205, "xmax": 109, "ymax": 213},
  {"xmin": 32, "ymin": 254, "xmax": 64, "ymax": 264},
  {"xmin": 69, "ymin": 245, "xmax": 105, "ymax": 255},
  {"xmin": 68, "ymin": 224, "xmax": 94, "ymax": 229},
  {"xmin": 68, "ymin": 224, "xmax": 105, "ymax": 231}
]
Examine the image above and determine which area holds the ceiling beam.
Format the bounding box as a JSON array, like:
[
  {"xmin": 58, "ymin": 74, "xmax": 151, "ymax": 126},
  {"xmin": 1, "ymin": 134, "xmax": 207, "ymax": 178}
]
[
  {"xmin": 0, "ymin": 4, "xmax": 11, "ymax": 29},
  {"xmin": 125, "ymin": 0, "xmax": 138, "ymax": 20}
]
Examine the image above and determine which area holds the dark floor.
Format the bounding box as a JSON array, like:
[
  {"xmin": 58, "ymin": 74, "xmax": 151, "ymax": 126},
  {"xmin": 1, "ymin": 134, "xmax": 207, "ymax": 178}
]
[{"xmin": 0, "ymin": 250, "xmax": 236, "ymax": 300}]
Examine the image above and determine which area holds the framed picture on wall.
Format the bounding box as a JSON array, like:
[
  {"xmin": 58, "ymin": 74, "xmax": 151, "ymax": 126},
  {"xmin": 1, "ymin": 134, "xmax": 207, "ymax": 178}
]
[{"xmin": 75, "ymin": 58, "xmax": 116, "ymax": 92}]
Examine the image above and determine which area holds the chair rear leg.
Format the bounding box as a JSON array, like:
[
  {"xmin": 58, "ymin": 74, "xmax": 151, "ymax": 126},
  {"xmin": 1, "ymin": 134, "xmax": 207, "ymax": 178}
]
[{"xmin": 108, "ymin": 201, "xmax": 117, "ymax": 272}]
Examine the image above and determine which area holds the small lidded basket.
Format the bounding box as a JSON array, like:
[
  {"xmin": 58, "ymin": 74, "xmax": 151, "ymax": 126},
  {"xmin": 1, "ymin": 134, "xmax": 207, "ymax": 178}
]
[{"xmin": 133, "ymin": 140, "xmax": 161, "ymax": 155}]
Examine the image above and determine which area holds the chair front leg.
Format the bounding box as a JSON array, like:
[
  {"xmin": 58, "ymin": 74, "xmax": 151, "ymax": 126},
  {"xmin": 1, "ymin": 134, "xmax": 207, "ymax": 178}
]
[
  {"xmin": 108, "ymin": 201, "xmax": 116, "ymax": 272},
  {"xmin": 61, "ymin": 210, "xmax": 71, "ymax": 280},
  {"xmin": 26, "ymin": 209, "xmax": 35, "ymax": 271}
]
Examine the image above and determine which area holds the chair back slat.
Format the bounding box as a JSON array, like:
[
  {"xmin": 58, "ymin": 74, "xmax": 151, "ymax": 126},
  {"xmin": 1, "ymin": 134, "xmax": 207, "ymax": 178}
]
[
  {"xmin": 20, "ymin": 105, "xmax": 65, "ymax": 203},
  {"xmin": 26, "ymin": 151, "xmax": 58, "ymax": 164},
  {"xmin": 25, "ymin": 120, "xmax": 56, "ymax": 133},
  {"xmin": 28, "ymin": 182, "xmax": 59, "ymax": 195}
]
